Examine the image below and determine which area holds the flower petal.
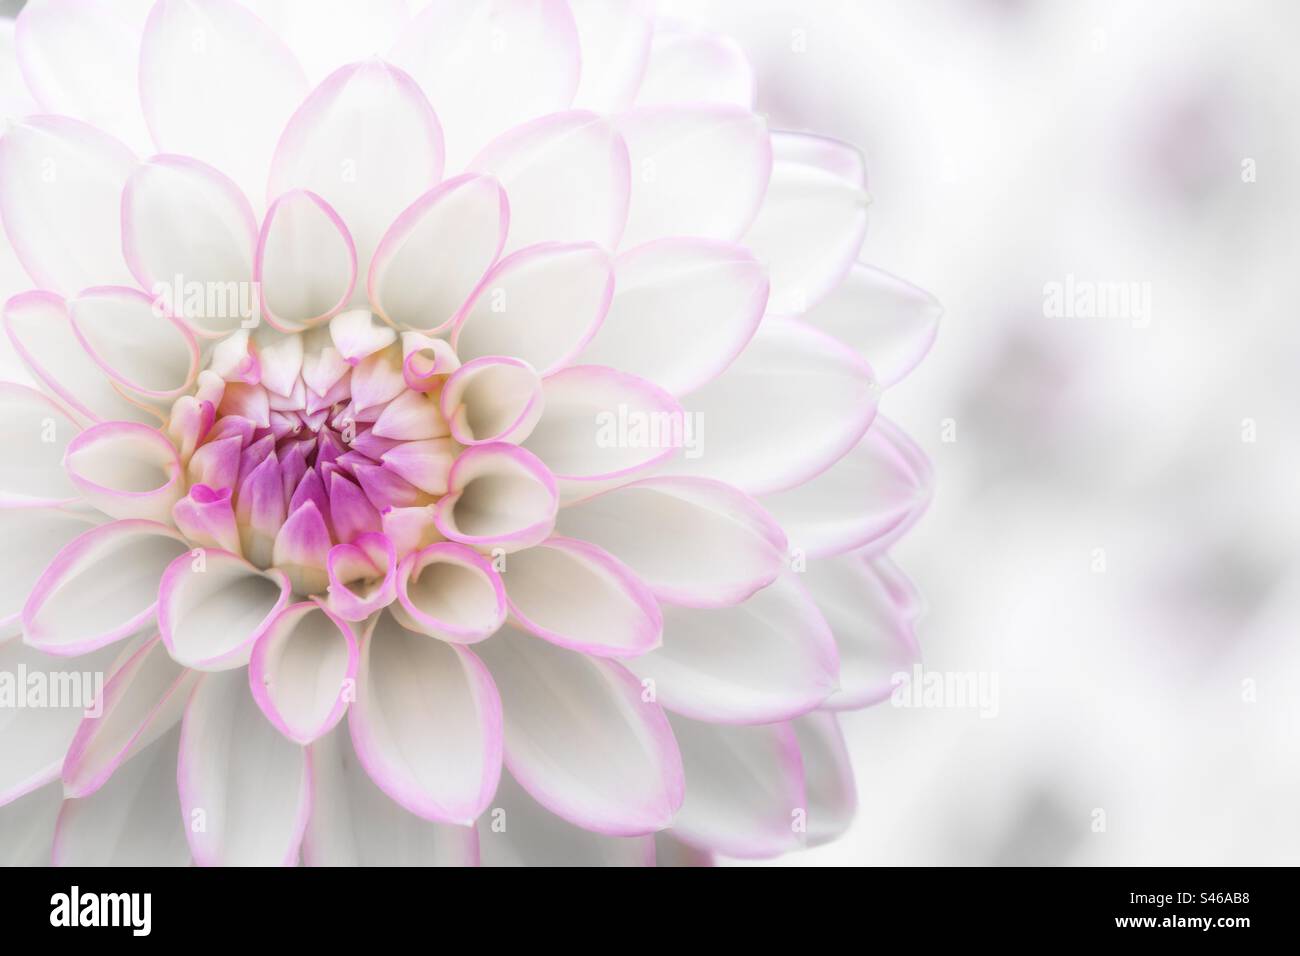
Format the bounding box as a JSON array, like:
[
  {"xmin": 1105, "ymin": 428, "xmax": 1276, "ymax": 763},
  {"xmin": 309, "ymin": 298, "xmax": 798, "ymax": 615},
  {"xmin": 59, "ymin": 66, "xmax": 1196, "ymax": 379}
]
[
  {"xmin": 502, "ymin": 537, "xmax": 661, "ymax": 658},
  {"xmin": 440, "ymin": 356, "xmax": 544, "ymax": 445},
  {"xmin": 268, "ymin": 59, "xmax": 443, "ymax": 297},
  {"xmin": 368, "ymin": 173, "xmax": 508, "ymax": 334},
  {"xmin": 577, "ymin": 238, "xmax": 768, "ymax": 396},
  {"xmin": 304, "ymin": 721, "xmax": 479, "ymax": 866},
  {"xmin": 792, "ymin": 711, "xmax": 857, "ymax": 846},
  {"xmin": 67, "ymin": 286, "xmax": 198, "ymax": 399},
  {"xmin": 23, "ymin": 520, "xmax": 189, "ymax": 657},
  {"xmin": 255, "ymin": 0, "xmax": 410, "ymax": 85},
  {"xmin": 469, "ymin": 111, "xmax": 629, "ymax": 251},
  {"xmin": 0, "ymin": 507, "xmax": 99, "ymax": 633},
  {"xmin": 177, "ymin": 668, "xmax": 310, "ymax": 866},
  {"xmin": 323, "ymin": 533, "xmax": 396, "ymax": 623},
  {"xmin": 666, "ymin": 714, "xmax": 806, "ymax": 859},
  {"xmin": 761, "ymin": 415, "xmax": 932, "ymax": 559},
  {"xmin": 140, "ymin": 0, "xmax": 307, "ymax": 205},
  {"xmin": 0, "ymin": 381, "xmax": 80, "ymax": 507},
  {"xmin": 158, "ymin": 549, "xmax": 291, "ymax": 671},
  {"xmin": 434, "ymin": 443, "xmax": 558, "ymax": 554},
  {"xmin": 249, "ymin": 601, "xmax": 357, "ymax": 745},
  {"xmin": 393, "ymin": 542, "xmax": 506, "ymax": 644},
  {"xmin": 451, "ymin": 241, "xmax": 613, "ymax": 375},
  {"xmin": 255, "ymin": 189, "xmax": 357, "ymax": 332},
  {"xmin": 629, "ymin": 571, "xmax": 838, "ymax": 724},
  {"xmin": 475, "ymin": 625, "xmax": 683, "ymax": 836},
  {"xmin": 554, "ymin": 476, "xmax": 786, "ymax": 609},
  {"xmin": 0, "ymin": 780, "xmax": 61, "ymax": 864},
  {"xmin": 635, "ymin": 25, "xmax": 755, "ymax": 108},
  {"xmin": 64, "ymin": 421, "xmax": 185, "ymax": 523},
  {"xmin": 771, "ymin": 130, "xmax": 866, "ymax": 189},
  {"xmin": 349, "ymin": 612, "xmax": 502, "ymax": 825},
  {"xmin": 0, "ymin": 115, "xmax": 135, "ymax": 292},
  {"xmin": 569, "ymin": 0, "xmax": 653, "ymax": 113},
  {"xmin": 617, "ymin": 106, "xmax": 771, "ymax": 248},
  {"xmin": 388, "ymin": 0, "xmax": 580, "ymax": 169},
  {"xmin": 661, "ymin": 319, "xmax": 880, "ymax": 495}
]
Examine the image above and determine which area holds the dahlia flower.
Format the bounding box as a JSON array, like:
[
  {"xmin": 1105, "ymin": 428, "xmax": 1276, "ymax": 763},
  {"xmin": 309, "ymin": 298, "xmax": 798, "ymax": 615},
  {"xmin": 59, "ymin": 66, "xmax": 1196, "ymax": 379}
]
[{"xmin": 0, "ymin": 0, "xmax": 937, "ymax": 866}]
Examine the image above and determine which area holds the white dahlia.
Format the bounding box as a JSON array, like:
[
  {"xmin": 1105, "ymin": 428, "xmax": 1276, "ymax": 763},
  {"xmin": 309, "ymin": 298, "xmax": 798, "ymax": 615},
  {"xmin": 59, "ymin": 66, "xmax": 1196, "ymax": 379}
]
[{"xmin": 0, "ymin": 0, "xmax": 938, "ymax": 866}]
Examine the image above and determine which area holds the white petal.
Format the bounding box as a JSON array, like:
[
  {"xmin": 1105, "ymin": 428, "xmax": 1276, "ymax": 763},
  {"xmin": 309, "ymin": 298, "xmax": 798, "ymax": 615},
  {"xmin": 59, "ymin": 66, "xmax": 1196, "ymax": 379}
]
[
  {"xmin": 434, "ymin": 443, "xmax": 558, "ymax": 554},
  {"xmin": 635, "ymin": 25, "xmax": 755, "ymax": 108},
  {"xmin": 0, "ymin": 382, "xmax": 80, "ymax": 508},
  {"xmin": 569, "ymin": 0, "xmax": 653, "ymax": 113},
  {"xmin": 253, "ymin": 0, "xmax": 410, "ymax": 85},
  {"xmin": 256, "ymin": 189, "xmax": 357, "ymax": 331},
  {"xmin": 67, "ymin": 286, "xmax": 198, "ymax": 399},
  {"xmin": 440, "ymin": 356, "xmax": 543, "ymax": 445},
  {"xmin": 0, "ymin": 507, "xmax": 99, "ymax": 634},
  {"xmin": 178, "ymin": 669, "xmax": 310, "ymax": 866},
  {"xmin": 0, "ymin": 778, "xmax": 61, "ymax": 864},
  {"xmin": 64, "ymin": 421, "xmax": 184, "ymax": 524},
  {"xmin": 475, "ymin": 625, "xmax": 683, "ymax": 836},
  {"xmin": 792, "ymin": 711, "xmax": 857, "ymax": 846}
]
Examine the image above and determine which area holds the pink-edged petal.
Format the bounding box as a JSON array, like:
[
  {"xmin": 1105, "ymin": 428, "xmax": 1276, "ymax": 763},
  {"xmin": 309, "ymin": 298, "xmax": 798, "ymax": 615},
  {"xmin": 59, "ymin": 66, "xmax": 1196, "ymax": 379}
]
[
  {"xmin": 249, "ymin": 601, "xmax": 358, "ymax": 745},
  {"xmin": 177, "ymin": 668, "xmax": 310, "ymax": 866},
  {"xmin": 0, "ymin": 381, "xmax": 80, "ymax": 507},
  {"xmin": 123, "ymin": 154, "xmax": 258, "ymax": 337},
  {"xmin": 256, "ymin": 189, "xmax": 357, "ymax": 331},
  {"xmin": 328, "ymin": 308, "xmax": 396, "ymax": 365},
  {"xmin": 158, "ymin": 549, "xmax": 291, "ymax": 671},
  {"xmin": 667, "ymin": 714, "xmax": 807, "ymax": 859},
  {"xmin": 802, "ymin": 553, "xmax": 922, "ymax": 711},
  {"xmin": 0, "ymin": 638, "xmax": 121, "ymax": 806},
  {"xmin": 434, "ymin": 443, "xmax": 558, "ymax": 554},
  {"xmin": 268, "ymin": 59, "xmax": 443, "ymax": 299},
  {"xmin": 0, "ymin": 780, "xmax": 61, "ymax": 863},
  {"xmin": 327, "ymin": 472, "xmax": 381, "ymax": 544},
  {"xmin": 305, "ymin": 720, "xmax": 479, "ymax": 866},
  {"xmin": 61, "ymin": 635, "xmax": 196, "ymax": 798},
  {"xmin": 255, "ymin": 0, "xmax": 410, "ymax": 85},
  {"xmin": 799, "ymin": 263, "xmax": 942, "ymax": 387},
  {"xmin": 388, "ymin": 0, "xmax": 580, "ymax": 169},
  {"xmin": 440, "ymin": 356, "xmax": 543, "ymax": 445},
  {"xmin": 502, "ymin": 537, "xmax": 661, "ymax": 658},
  {"xmin": 380, "ymin": 504, "xmax": 439, "ymax": 561},
  {"xmin": 368, "ymin": 173, "xmax": 508, "ymax": 334},
  {"xmin": 53, "ymin": 724, "xmax": 190, "ymax": 865},
  {"xmin": 14, "ymin": 0, "xmax": 152, "ymax": 151},
  {"xmin": 761, "ymin": 415, "xmax": 932, "ymax": 559},
  {"xmin": 324, "ymin": 532, "xmax": 396, "ymax": 623},
  {"xmin": 523, "ymin": 365, "xmax": 683, "ymax": 494},
  {"xmin": 554, "ymin": 476, "xmax": 786, "ymax": 609},
  {"xmin": 271, "ymin": 501, "xmax": 332, "ymax": 595},
  {"xmin": 577, "ymin": 238, "xmax": 768, "ymax": 396},
  {"xmin": 0, "ymin": 115, "xmax": 135, "ymax": 291},
  {"xmin": 569, "ymin": 0, "xmax": 653, "ymax": 112},
  {"xmin": 172, "ymin": 484, "xmax": 241, "ymax": 556},
  {"xmin": 793, "ymin": 711, "xmax": 857, "ymax": 846},
  {"xmin": 771, "ymin": 130, "xmax": 867, "ymax": 189},
  {"xmin": 349, "ymin": 612, "xmax": 502, "ymax": 825},
  {"xmin": 0, "ymin": 507, "xmax": 100, "ymax": 633},
  {"xmin": 635, "ymin": 24, "xmax": 756, "ymax": 108},
  {"xmin": 140, "ymin": 0, "xmax": 307, "ymax": 205},
  {"xmin": 745, "ymin": 138, "xmax": 870, "ymax": 316},
  {"xmin": 617, "ymin": 105, "xmax": 771, "ymax": 248},
  {"xmin": 478, "ymin": 768, "xmax": 655, "ymax": 867},
  {"xmin": 3, "ymin": 290, "xmax": 160, "ymax": 426},
  {"xmin": 63, "ymin": 420, "xmax": 184, "ymax": 523},
  {"xmin": 452, "ymin": 242, "xmax": 614, "ymax": 375},
  {"xmin": 661, "ymin": 318, "xmax": 880, "ymax": 495},
  {"xmin": 67, "ymin": 285, "xmax": 198, "ymax": 399},
  {"xmin": 373, "ymin": 391, "xmax": 451, "ymax": 441},
  {"xmin": 399, "ymin": 331, "xmax": 459, "ymax": 392},
  {"xmin": 393, "ymin": 542, "xmax": 506, "ymax": 644},
  {"xmin": 475, "ymin": 625, "xmax": 683, "ymax": 835},
  {"xmin": 376, "ymin": 438, "xmax": 456, "ymax": 500},
  {"xmin": 23, "ymin": 520, "xmax": 189, "ymax": 657},
  {"xmin": 469, "ymin": 111, "xmax": 629, "ymax": 251},
  {"xmin": 628, "ymin": 570, "xmax": 839, "ymax": 724}
]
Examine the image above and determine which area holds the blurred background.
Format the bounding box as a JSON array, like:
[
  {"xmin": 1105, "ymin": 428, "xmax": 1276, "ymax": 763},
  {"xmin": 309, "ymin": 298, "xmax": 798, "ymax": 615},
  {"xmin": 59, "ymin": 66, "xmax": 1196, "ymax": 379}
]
[{"xmin": 657, "ymin": 0, "xmax": 1300, "ymax": 865}]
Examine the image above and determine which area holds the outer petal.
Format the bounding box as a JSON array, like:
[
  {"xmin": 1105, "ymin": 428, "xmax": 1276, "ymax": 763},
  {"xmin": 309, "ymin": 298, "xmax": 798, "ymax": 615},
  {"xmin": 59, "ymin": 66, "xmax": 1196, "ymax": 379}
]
[
  {"xmin": 304, "ymin": 721, "xmax": 479, "ymax": 866},
  {"xmin": 0, "ymin": 115, "xmax": 135, "ymax": 291},
  {"xmin": 248, "ymin": 601, "xmax": 358, "ymax": 745},
  {"xmin": 569, "ymin": 0, "xmax": 653, "ymax": 113},
  {"xmin": 469, "ymin": 111, "xmax": 629, "ymax": 251},
  {"xmin": 660, "ymin": 319, "xmax": 880, "ymax": 495},
  {"xmin": 474, "ymin": 625, "xmax": 683, "ymax": 836},
  {"xmin": 798, "ymin": 263, "xmax": 942, "ymax": 388},
  {"xmin": 158, "ymin": 549, "xmax": 291, "ymax": 671},
  {"xmin": 554, "ymin": 477, "xmax": 787, "ymax": 609},
  {"xmin": 177, "ymin": 669, "xmax": 310, "ymax": 866},
  {"xmin": 67, "ymin": 286, "xmax": 198, "ymax": 399},
  {"xmin": 368, "ymin": 173, "xmax": 508, "ymax": 334},
  {"xmin": 792, "ymin": 711, "xmax": 857, "ymax": 846},
  {"xmin": 635, "ymin": 25, "xmax": 756, "ymax": 108},
  {"xmin": 667, "ymin": 714, "xmax": 807, "ymax": 859},
  {"xmin": 451, "ymin": 242, "xmax": 614, "ymax": 376},
  {"xmin": 478, "ymin": 769, "xmax": 655, "ymax": 867},
  {"xmin": 63, "ymin": 421, "xmax": 185, "ymax": 523},
  {"xmin": 268, "ymin": 60, "xmax": 444, "ymax": 299},
  {"xmin": 53, "ymin": 725, "xmax": 191, "ymax": 865},
  {"xmin": 576, "ymin": 238, "xmax": 769, "ymax": 396},
  {"xmin": 0, "ymin": 382, "xmax": 80, "ymax": 508},
  {"xmin": 140, "ymin": 0, "xmax": 308, "ymax": 205},
  {"xmin": 255, "ymin": 189, "xmax": 357, "ymax": 332},
  {"xmin": 349, "ymin": 613, "xmax": 502, "ymax": 826},
  {"xmin": 388, "ymin": 0, "xmax": 580, "ymax": 169},
  {"xmin": 502, "ymin": 537, "xmax": 662, "ymax": 658},
  {"xmin": 761, "ymin": 416, "xmax": 933, "ymax": 559},
  {"xmin": 22, "ymin": 520, "xmax": 189, "ymax": 656},
  {"xmin": 434, "ymin": 443, "xmax": 558, "ymax": 554},
  {"xmin": 393, "ymin": 542, "xmax": 506, "ymax": 644},
  {"xmin": 0, "ymin": 507, "xmax": 99, "ymax": 633},
  {"xmin": 617, "ymin": 106, "xmax": 771, "ymax": 248},
  {"xmin": 629, "ymin": 571, "xmax": 839, "ymax": 724}
]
